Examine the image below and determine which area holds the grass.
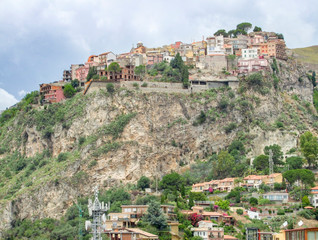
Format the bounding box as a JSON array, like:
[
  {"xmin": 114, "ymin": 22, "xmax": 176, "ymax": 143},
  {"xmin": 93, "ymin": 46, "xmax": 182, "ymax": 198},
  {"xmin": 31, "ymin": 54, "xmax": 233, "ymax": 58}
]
[{"xmin": 291, "ymin": 46, "xmax": 318, "ymax": 64}]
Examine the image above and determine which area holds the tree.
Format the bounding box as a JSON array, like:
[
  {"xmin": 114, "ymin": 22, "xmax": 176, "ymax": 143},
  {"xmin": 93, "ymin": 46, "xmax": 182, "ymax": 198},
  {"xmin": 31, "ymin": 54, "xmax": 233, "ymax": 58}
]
[
  {"xmin": 170, "ymin": 53, "xmax": 184, "ymax": 70},
  {"xmin": 300, "ymin": 131, "xmax": 318, "ymax": 167},
  {"xmin": 214, "ymin": 151, "xmax": 235, "ymax": 179},
  {"xmin": 253, "ymin": 155, "xmax": 269, "ymax": 171},
  {"xmin": 302, "ymin": 195, "xmax": 310, "ymax": 207},
  {"xmin": 227, "ymin": 29, "xmax": 236, "ymax": 38},
  {"xmin": 135, "ymin": 65, "xmax": 146, "ymax": 79},
  {"xmin": 312, "ymin": 71, "xmax": 316, "ymax": 87},
  {"xmin": 264, "ymin": 144, "xmax": 284, "ymax": 165},
  {"xmin": 86, "ymin": 66, "xmax": 97, "ymax": 81},
  {"xmin": 276, "ymin": 33, "xmax": 284, "ymax": 39},
  {"xmin": 63, "ymin": 84, "xmax": 76, "ymax": 98},
  {"xmin": 170, "ymin": 53, "xmax": 189, "ymax": 88},
  {"xmin": 107, "ymin": 62, "xmax": 121, "ymax": 73},
  {"xmin": 253, "ymin": 26, "xmax": 262, "ymax": 32},
  {"xmin": 283, "ymin": 169, "xmax": 315, "ymax": 187},
  {"xmin": 215, "ymin": 200, "xmax": 230, "ymax": 210},
  {"xmin": 143, "ymin": 201, "xmax": 167, "ymax": 230},
  {"xmin": 249, "ymin": 197, "xmax": 258, "ymax": 206},
  {"xmin": 286, "ymin": 156, "xmax": 303, "ymax": 170},
  {"xmin": 137, "ymin": 176, "xmax": 150, "ymax": 190},
  {"xmin": 214, "ymin": 29, "xmax": 228, "ymax": 37},
  {"xmin": 159, "ymin": 172, "xmax": 184, "ymax": 193},
  {"xmin": 70, "ymin": 79, "xmax": 79, "ymax": 88},
  {"xmin": 236, "ymin": 22, "xmax": 252, "ymax": 33}
]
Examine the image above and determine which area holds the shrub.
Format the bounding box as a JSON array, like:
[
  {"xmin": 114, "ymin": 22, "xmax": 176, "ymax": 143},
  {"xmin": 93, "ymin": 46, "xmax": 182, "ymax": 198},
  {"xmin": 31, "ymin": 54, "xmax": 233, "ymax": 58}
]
[
  {"xmin": 57, "ymin": 153, "xmax": 67, "ymax": 162},
  {"xmin": 88, "ymin": 160, "xmax": 97, "ymax": 168},
  {"xmin": 133, "ymin": 83, "xmax": 139, "ymax": 88},
  {"xmin": 277, "ymin": 209, "xmax": 285, "ymax": 215},
  {"xmin": 63, "ymin": 84, "xmax": 76, "ymax": 98},
  {"xmin": 224, "ymin": 123, "xmax": 237, "ymax": 134},
  {"xmin": 218, "ymin": 98, "xmax": 229, "ymax": 110},
  {"xmin": 141, "ymin": 82, "xmax": 148, "ymax": 87},
  {"xmin": 193, "ymin": 111, "xmax": 206, "ymax": 126},
  {"xmin": 297, "ymin": 209, "xmax": 314, "ymax": 219},
  {"xmin": 246, "ymin": 72, "xmax": 263, "ymax": 86},
  {"xmin": 137, "ymin": 176, "xmax": 151, "ymax": 190},
  {"xmin": 106, "ymin": 83, "xmax": 115, "ymax": 93},
  {"xmin": 236, "ymin": 209, "xmax": 243, "ymax": 215},
  {"xmin": 275, "ymin": 121, "xmax": 284, "ymax": 129}
]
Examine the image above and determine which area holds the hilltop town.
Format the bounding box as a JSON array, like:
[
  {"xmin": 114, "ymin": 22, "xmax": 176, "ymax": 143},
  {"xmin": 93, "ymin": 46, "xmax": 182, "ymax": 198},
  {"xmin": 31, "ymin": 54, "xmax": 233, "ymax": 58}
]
[
  {"xmin": 39, "ymin": 23, "xmax": 287, "ymax": 103},
  {"xmin": 1, "ymin": 23, "xmax": 318, "ymax": 240}
]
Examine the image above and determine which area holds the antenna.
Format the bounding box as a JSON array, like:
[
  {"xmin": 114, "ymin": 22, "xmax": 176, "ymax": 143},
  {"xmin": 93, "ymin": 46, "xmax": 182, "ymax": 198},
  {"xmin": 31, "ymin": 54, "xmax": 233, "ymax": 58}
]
[
  {"xmin": 86, "ymin": 186, "xmax": 110, "ymax": 240},
  {"xmin": 269, "ymin": 149, "xmax": 273, "ymax": 175}
]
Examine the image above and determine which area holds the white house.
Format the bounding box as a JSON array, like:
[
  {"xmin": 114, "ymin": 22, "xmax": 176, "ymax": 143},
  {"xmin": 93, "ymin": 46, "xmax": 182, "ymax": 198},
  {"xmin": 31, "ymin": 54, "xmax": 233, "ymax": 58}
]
[
  {"xmin": 241, "ymin": 48, "xmax": 258, "ymax": 60},
  {"xmin": 247, "ymin": 210, "xmax": 260, "ymax": 220},
  {"xmin": 310, "ymin": 186, "xmax": 318, "ymax": 208}
]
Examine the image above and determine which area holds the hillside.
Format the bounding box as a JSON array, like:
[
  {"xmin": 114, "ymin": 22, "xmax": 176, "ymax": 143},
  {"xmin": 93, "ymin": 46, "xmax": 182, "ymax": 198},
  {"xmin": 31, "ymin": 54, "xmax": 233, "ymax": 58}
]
[
  {"xmin": 0, "ymin": 58, "xmax": 317, "ymax": 232},
  {"xmin": 289, "ymin": 46, "xmax": 318, "ymax": 72}
]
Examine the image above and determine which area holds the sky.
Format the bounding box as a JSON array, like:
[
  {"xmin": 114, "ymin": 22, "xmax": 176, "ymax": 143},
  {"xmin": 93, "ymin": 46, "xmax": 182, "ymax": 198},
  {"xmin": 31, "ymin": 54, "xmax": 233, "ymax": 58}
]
[{"xmin": 0, "ymin": 0, "xmax": 317, "ymax": 110}]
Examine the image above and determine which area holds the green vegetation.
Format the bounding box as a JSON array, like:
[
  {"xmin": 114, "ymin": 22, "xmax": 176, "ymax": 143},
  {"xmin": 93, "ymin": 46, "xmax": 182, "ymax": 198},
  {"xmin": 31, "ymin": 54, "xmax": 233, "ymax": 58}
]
[
  {"xmin": 137, "ymin": 176, "xmax": 151, "ymax": 190},
  {"xmin": 86, "ymin": 66, "xmax": 97, "ymax": 81},
  {"xmin": 107, "ymin": 62, "xmax": 121, "ymax": 73},
  {"xmin": 63, "ymin": 84, "xmax": 76, "ymax": 98},
  {"xmin": 292, "ymin": 46, "xmax": 318, "ymax": 64},
  {"xmin": 106, "ymin": 83, "xmax": 115, "ymax": 93}
]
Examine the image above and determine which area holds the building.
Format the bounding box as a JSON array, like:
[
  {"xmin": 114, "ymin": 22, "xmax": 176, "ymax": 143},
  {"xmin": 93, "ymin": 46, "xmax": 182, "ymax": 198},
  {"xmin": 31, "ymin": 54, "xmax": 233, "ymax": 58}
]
[
  {"xmin": 264, "ymin": 173, "xmax": 283, "ymax": 187},
  {"xmin": 241, "ymin": 48, "xmax": 259, "ymax": 60},
  {"xmin": 131, "ymin": 42, "xmax": 147, "ymax": 54},
  {"xmin": 39, "ymin": 83, "xmax": 65, "ymax": 103},
  {"xmin": 196, "ymin": 55, "xmax": 227, "ymax": 72},
  {"xmin": 242, "ymin": 175, "xmax": 268, "ymax": 189},
  {"xmin": 237, "ymin": 58, "xmax": 268, "ymax": 73},
  {"xmin": 263, "ymin": 192, "xmax": 289, "ymax": 202},
  {"xmin": 63, "ymin": 70, "xmax": 71, "ymax": 82},
  {"xmin": 284, "ymin": 227, "xmax": 318, "ymax": 240},
  {"xmin": 191, "ymin": 220, "xmax": 224, "ymax": 240},
  {"xmin": 105, "ymin": 204, "xmax": 176, "ymax": 230},
  {"xmin": 206, "ymin": 36, "xmax": 225, "ymax": 55},
  {"xmin": 266, "ymin": 39, "xmax": 287, "ymax": 60},
  {"xmin": 99, "ymin": 52, "xmax": 117, "ymax": 65},
  {"xmin": 71, "ymin": 64, "xmax": 84, "ymax": 81},
  {"xmin": 189, "ymin": 76, "xmax": 239, "ymax": 91},
  {"xmin": 310, "ymin": 186, "xmax": 318, "ymax": 208},
  {"xmin": 105, "ymin": 228, "xmax": 159, "ymax": 240},
  {"xmin": 217, "ymin": 178, "xmax": 237, "ymax": 192},
  {"xmin": 147, "ymin": 53, "xmax": 163, "ymax": 65}
]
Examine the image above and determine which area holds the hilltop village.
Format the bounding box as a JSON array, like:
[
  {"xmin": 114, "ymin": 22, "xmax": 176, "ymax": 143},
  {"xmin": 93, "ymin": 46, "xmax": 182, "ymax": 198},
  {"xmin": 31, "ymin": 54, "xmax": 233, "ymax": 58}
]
[
  {"xmin": 2, "ymin": 23, "xmax": 318, "ymax": 240},
  {"xmin": 39, "ymin": 24, "xmax": 286, "ymax": 103}
]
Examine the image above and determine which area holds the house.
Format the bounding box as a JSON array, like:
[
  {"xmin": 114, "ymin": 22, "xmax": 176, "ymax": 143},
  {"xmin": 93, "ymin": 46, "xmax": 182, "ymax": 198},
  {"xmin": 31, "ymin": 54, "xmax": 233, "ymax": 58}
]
[
  {"xmin": 71, "ymin": 64, "xmax": 84, "ymax": 82},
  {"xmin": 189, "ymin": 76, "xmax": 239, "ymax": 91},
  {"xmin": 106, "ymin": 204, "xmax": 176, "ymax": 230},
  {"xmin": 191, "ymin": 220, "xmax": 224, "ymax": 240},
  {"xmin": 264, "ymin": 173, "xmax": 283, "ymax": 187},
  {"xmin": 284, "ymin": 227, "xmax": 318, "ymax": 240},
  {"xmin": 217, "ymin": 178, "xmax": 237, "ymax": 192},
  {"xmin": 267, "ymin": 39, "xmax": 287, "ymax": 60},
  {"xmin": 99, "ymin": 52, "xmax": 117, "ymax": 65},
  {"xmin": 63, "ymin": 70, "xmax": 72, "ymax": 82},
  {"xmin": 105, "ymin": 228, "xmax": 159, "ymax": 240},
  {"xmin": 147, "ymin": 53, "xmax": 163, "ymax": 65},
  {"xmin": 202, "ymin": 212, "xmax": 223, "ymax": 222},
  {"xmin": 263, "ymin": 192, "xmax": 289, "ymax": 203},
  {"xmin": 131, "ymin": 42, "xmax": 147, "ymax": 54},
  {"xmin": 206, "ymin": 36, "xmax": 225, "ymax": 55},
  {"xmin": 241, "ymin": 48, "xmax": 259, "ymax": 60},
  {"xmin": 310, "ymin": 186, "xmax": 318, "ymax": 208},
  {"xmin": 242, "ymin": 175, "xmax": 267, "ymax": 189},
  {"xmin": 237, "ymin": 58, "xmax": 268, "ymax": 73},
  {"xmin": 39, "ymin": 83, "xmax": 65, "ymax": 103},
  {"xmin": 247, "ymin": 210, "xmax": 260, "ymax": 220},
  {"xmin": 192, "ymin": 40, "xmax": 207, "ymax": 56}
]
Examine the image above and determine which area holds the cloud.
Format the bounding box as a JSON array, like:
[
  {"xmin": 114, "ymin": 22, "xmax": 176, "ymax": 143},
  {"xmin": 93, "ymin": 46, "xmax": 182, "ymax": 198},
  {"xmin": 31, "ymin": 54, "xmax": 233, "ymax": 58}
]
[
  {"xmin": 18, "ymin": 90, "xmax": 27, "ymax": 98},
  {"xmin": 0, "ymin": 88, "xmax": 18, "ymax": 110}
]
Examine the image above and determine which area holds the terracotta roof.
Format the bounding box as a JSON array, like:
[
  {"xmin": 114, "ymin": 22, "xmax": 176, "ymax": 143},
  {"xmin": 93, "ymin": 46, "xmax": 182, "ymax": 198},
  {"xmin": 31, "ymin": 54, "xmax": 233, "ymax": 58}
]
[
  {"xmin": 220, "ymin": 178, "xmax": 236, "ymax": 182},
  {"xmin": 202, "ymin": 211, "xmax": 222, "ymax": 216},
  {"xmin": 311, "ymin": 186, "xmax": 318, "ymax": 190},
  {"xmin": 244, "ymin": 175, "xmax": 267, "ymax": 180},
  {"xmin": 126, "ymin": 228, "xmax": 158, "ymax": 238},
  {"xmin": 224, "ymin": 235, "xmax": 238, "ymax": 240},
  {"xmin": 268, "ymin": 173, "xmax": 281, "ymax": 178},
  {"xmin": 99, "ymin": 52, "xmax": 111, "ymax": 56}
]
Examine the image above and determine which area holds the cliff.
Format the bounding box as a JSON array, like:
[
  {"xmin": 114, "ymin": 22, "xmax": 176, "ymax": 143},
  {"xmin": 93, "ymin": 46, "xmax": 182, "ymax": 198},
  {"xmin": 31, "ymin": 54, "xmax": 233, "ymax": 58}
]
[{"xmin": 0, "ymin": 58, "xmax": 316, "ymax": 231}]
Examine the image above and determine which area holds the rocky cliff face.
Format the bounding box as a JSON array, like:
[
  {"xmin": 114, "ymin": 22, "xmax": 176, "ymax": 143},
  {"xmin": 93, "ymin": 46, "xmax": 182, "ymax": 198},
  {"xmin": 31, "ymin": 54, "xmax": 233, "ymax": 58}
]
[{"xmin": 0, "ymin": 58, "xmax": 316, "ymax": 232}]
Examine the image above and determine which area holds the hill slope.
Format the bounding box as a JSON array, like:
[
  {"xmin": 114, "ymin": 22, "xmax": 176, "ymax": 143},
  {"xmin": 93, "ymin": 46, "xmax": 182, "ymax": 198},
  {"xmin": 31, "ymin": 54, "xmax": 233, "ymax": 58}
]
[{"xmin": 0, "ymin": 58, "xmax": 316, "ymax": 231}]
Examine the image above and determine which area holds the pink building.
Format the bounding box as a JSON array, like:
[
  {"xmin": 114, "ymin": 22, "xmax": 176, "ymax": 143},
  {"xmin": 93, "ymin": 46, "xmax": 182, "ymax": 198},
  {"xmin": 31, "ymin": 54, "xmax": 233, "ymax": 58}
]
[
  {"xmin": 147, "ymin": 54, "xmax": 163, "ymax": 65},
  {"xmin": 41, "ymin": 85, "xmax": 65, "ymax": 103},
  {"xmin": 237, "ymin": 58, "xmax": 268, "ymax": 73}
]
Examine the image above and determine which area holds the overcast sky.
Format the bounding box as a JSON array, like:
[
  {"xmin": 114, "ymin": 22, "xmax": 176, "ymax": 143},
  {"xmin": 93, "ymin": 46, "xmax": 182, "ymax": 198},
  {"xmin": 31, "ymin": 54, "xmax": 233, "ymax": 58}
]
[{"xmin": 0, "ymin": 0, "xmax": 317, "ymax": 110}]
